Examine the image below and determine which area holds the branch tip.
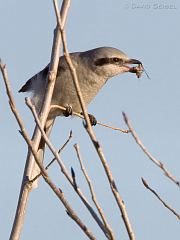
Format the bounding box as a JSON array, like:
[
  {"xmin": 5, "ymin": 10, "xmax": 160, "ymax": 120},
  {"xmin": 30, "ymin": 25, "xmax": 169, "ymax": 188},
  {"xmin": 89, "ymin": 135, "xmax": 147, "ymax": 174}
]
[
  {"xmin": 66, "ymin": 210, "xmax": 70, "ymax": 216},
  {"xmin": 0, "ymin": 60, "xmax": 5, "ymax": 69},
  {"xmin": 141, "ymin": 177, "xmax": 148, "ymax": 188},
  {"xmin": 69, "ymin": 130, "xmax": 73, "ymax": 137},
  {"xmin": 142, "ymin": 177, "xmax": 180, "ymax": 220},
  {"xmin": 71, "ymin": 167, "xmax": 75, "ymax": 178},
  {"xmin": 122, "ymin": 111, "xmax": 128, "ymax": 124},
  {"xmin": 124, "ymin": 112, "xmax": 180, "ymax": 188},
  {"xmin": 18, "ymin": 130, "xmax": 23, "ymax": 135}
]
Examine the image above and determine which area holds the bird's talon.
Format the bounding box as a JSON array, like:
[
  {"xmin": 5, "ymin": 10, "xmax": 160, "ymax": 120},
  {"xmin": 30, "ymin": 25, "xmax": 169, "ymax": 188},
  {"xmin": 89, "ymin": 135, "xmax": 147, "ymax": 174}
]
[
  {"xmin": 63, "ymin": 105, "xmax": 73, "ymax": 117},
  {"xmin": 88, "ymin": 114, "xmax": 97, "ymax": 126},
  {"xmin": 81, "ymin": 113, "xmax": 97, "ymax": 127}
]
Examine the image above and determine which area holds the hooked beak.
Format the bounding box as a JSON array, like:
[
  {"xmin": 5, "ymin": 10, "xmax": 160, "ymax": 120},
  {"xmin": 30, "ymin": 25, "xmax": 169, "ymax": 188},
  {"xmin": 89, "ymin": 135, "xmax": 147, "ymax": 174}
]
[
  {"xmin": 123, "ymin": 58, "xmax": 143, "ymax": 78},
  {"xmin": 125, "ymin": 58, "xmax": 142, "ymax": 65}
]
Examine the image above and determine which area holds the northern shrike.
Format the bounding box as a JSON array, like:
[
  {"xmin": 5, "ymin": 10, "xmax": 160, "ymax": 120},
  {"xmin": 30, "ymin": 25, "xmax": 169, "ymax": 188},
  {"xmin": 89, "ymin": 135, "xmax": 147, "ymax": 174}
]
[
  {"xmin": 19, "ymin": 46, "xmax": 143, "ymax": 127},
  {"xmin": 19, "ymin": 46, "xmax": 143, "ymax": 186}
]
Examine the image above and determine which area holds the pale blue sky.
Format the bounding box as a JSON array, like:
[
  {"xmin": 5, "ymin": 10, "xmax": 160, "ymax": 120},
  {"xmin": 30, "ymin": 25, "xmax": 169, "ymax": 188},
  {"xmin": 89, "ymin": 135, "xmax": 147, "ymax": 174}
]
[{"xmin": 1, "ymin": 1, "xmax": 180, "ymax": 239}]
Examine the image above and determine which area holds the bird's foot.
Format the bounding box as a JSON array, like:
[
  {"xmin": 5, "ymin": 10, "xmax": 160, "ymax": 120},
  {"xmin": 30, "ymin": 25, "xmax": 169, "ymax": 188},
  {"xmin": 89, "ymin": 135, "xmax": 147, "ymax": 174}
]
[
  {"xmin": 81, "ymin": 113, "xmax": 97, "ymax": 127},
  {"xmin": 88, "ymin": 114, "xmax": 97, "ymax": 126},
  {"xmin": 63, "ymin": 105, "xmax": 73, "ymax": 117}
]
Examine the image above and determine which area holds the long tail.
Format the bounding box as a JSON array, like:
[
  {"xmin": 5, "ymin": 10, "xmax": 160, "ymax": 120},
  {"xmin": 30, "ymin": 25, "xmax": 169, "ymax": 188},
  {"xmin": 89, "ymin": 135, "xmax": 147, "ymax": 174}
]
[{"xmin": 30, "ymin": 117, "xmax": 55, "ymax": 188}]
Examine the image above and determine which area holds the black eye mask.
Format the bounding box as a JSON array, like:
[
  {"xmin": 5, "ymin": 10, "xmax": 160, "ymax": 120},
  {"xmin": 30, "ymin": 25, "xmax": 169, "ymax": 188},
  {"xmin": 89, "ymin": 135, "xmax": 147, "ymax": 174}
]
[{"xmin": 94, "ymin": 57, "xmax": 123, "ymax": 66}]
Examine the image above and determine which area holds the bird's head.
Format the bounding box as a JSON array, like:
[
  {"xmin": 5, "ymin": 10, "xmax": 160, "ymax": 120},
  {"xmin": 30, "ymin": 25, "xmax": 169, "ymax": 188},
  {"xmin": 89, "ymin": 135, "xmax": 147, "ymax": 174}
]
[{"xmin": 81, "ymin": 47, "xmax": 143, "ymax": 79}]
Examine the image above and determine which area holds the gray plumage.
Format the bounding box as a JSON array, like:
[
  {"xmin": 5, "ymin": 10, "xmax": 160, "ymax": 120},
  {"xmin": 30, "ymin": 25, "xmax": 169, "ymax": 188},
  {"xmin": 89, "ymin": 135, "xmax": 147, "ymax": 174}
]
[
  {"xmin": 19, "ymin": 46, "xmax": 142, "ymax": 187},
  {"xmin": 19, "ymin": 47, "xmax": 141, "ymax": 124}
]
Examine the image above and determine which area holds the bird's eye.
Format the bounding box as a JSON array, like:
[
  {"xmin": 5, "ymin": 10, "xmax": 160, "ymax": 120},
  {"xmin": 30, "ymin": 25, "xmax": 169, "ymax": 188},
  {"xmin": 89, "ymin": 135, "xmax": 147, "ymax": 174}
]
[{"xmin": 112, "ymin": 58, "xmax": 119, "ymax": 62}]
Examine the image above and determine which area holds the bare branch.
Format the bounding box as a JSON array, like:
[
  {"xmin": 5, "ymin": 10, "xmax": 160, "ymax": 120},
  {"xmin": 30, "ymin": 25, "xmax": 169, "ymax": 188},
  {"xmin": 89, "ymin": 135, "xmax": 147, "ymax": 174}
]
[
  {"xmin": 53, "ymin": 3, "xmax": 135, "ymax": 239},
  {"xmin": 51, "ymin": 104, "xmax": 129, "ymax": 133},
  {"xmin": 29, "ymin": 0, "xmax": 71, "ymax": 187},
  {"xmin": 32, "ymin": 130, "xmax": 73, "ymax": 182},
  {"xmin": 74, "ymin": 144, "xmax": 115, "ymax": 240},
  {"xmin": 26, "ymin": 98, "xmax": 110, "ymax": 238},
  {"xmin": 142, "ymin": 178, "xmax": 180, "ymax": 220},
  {"xmin": 0, "ymin": 61, "xmax": 96, "ymax": 240},
  {"xmin": 123, "ymin": 112, "xmax": 180, "ymax": 187},
  {"xmin": 8, "ymin": 1, "xmax": 71, "ymax": 239}
]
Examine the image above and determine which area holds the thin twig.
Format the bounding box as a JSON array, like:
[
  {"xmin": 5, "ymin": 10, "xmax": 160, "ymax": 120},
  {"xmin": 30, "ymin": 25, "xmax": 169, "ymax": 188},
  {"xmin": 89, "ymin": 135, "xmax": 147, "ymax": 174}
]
[
  {"xmin": 26, "ymin": 98, "xmax": 110, "ymax": 238},
  {"xmin": 0, "ymin": 61, "xmax": 96, "ymax": 240},
  {"xmin": 142, "ymin": 178, "xmax": 180, "ymax": 220},
  {"xmin": 74, "ymin": 144, "xmax": 115, "ymax": 240},
  {"xmin": 123, "ymin": 112, "xmax": 180, "ymax": 188},
  {"xmin": 46, "ymin": 130, "xmax": 73, "ymax": 169},
  {"xmin": 51, "ymin": 105, "xmax": 129, "ymax": 133},
  {"xmin": 53, "ymin": 4, "xmax": 135, "ymax": 240},
  {"xmin": 32, "ymin": 130, "xmax": 73, "ymax": 182}
]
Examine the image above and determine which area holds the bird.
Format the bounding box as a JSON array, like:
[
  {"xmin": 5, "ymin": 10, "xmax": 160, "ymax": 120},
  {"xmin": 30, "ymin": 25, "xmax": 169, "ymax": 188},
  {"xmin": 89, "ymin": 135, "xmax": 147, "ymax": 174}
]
[
  {"xmin": 19, "ymin": 46, "xmax": 143, "ymax": 127},
  {"xmin": 19, "ymin": 46, "xmax": 143, "ymax": 186}
]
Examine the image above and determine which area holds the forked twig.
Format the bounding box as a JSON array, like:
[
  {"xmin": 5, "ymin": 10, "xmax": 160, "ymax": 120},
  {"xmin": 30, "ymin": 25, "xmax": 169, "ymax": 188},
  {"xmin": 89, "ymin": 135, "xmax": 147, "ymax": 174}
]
[
  {"xmin": 32, "ymin": 130, "xmax": 73, "ymax": 182},
  {"xmin": 123, "ymin": 112, "xmax": 180, "ymax": 187},
  {"xmin": 142, "ymin": 178, "xmax": 180, "ymax": 220},
  {"xmin": 45, "ymin": 130, "xmax": 72, "ymax": 169},
  {"xmin": 74, "ymin": 144, "xmax": 115, "ymax": 240}
]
